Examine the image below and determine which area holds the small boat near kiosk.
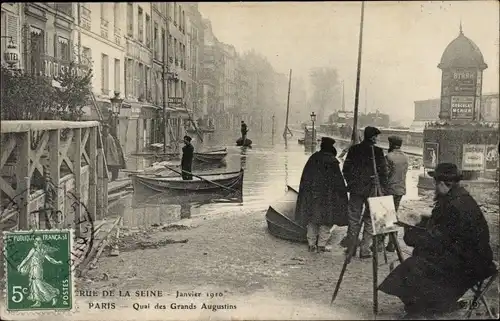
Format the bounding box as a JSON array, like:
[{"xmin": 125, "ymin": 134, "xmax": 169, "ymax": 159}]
[
  {"xmin": 265, "ymin": 185, "xmax": 307, "ymax": 243},
  {"xmin": 193, "ymin": 149, "xmax": 227, "ymax": 163},
  {"xmin": 131, "ymin": 169, "xmax": 244, "ymax": 194}
]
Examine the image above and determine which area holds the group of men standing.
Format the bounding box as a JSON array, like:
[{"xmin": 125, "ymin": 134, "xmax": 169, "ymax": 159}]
[
  {"xmin": 295, "ymin": 125, "xmax": 495, "ymax": 318},
  {"xmin": 296, "ymin": 126, "xmax": 407, "ymax": 257}
]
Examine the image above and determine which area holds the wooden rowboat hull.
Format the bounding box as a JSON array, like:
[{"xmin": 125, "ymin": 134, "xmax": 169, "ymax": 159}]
[
  {"xmin": 131, "ymin": 170, "xmax": 244, "ymax": 194},
  {"xmin": 193, "ymin": 151, "xmax": 227, "ymax": 163},
  {"xmin": 236, "ymin": 138, "xmax": 252, "ymax": 147},
  {"xmin": 265, "ymin": 185, "xmax": 307, "ymax": 243}
]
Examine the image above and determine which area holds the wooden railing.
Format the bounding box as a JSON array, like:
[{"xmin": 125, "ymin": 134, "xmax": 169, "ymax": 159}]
[{"xmin": 0, "ymin": 121, "xmax": 108, "ymax": 233}]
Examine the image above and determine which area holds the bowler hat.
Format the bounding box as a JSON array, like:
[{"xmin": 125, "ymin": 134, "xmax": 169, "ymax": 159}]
[
  {"xmin": 428, "ymin": 163, "xmax": 463, "ymax": 182},
  {"xmin": 321, "ymin": 136, "xmax": 336, "ymax": 146},
  {"xmin": 388, "ymin": 135, "xmax": 403, "ymax": 147}
]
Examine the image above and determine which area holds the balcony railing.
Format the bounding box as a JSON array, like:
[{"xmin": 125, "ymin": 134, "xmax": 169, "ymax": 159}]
[
  {"xmin": 101, "ymin": 18, "xmax": 109, "ymax": 39},
  {"xmin": 81, "ymin": 7, "xmax": 91, "ymax": 31},
  {"xmin": 114, "ymin": 26, "xmax": 121, "ymax": 45}
]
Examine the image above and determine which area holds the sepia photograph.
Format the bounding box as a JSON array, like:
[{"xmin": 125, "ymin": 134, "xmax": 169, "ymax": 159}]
[{"xmin": 0, "ymin": 1, "xmax": 499, "ymax": 320}]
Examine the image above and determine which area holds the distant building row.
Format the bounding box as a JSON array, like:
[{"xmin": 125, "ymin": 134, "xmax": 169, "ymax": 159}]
[{"xmin": 1, "ymin": 2, "xmax": 284, "ymax": 132}]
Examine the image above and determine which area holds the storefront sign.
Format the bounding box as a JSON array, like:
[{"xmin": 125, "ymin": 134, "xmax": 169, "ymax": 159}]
[
  {"xmin": 462, "ymin": 144, "xmax": 486, "ymax": 171},
  {"xmin": 485, "ymin": 144, "xmax": 499, "ymax": 171},
  {"xmin": 450, "ymin": 69, "xmax": 477, "ymax": 96},
  {"xmin": 451, "ymin": 96, "xmax": 474, "ymax": 120},
  {"xmin": 423, "ymin": 142, "xmax": 439, "ymax": 169}
]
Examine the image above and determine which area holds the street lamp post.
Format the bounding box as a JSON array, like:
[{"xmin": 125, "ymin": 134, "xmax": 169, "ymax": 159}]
[
  {"xmin": 109, "ymin": 91, "xmax": 123, "ymax": 137},
  {"xmin": 310, "ymin": 112, "xmax": 317, "ymax": 147}
]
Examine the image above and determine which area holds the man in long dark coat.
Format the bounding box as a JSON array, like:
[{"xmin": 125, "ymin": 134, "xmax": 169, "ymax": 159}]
[
  {"xmin": 295, "ymin": 137, "xmax": 349, "ymax": 253},
  {"xmin": 341, "ymin": 126, "xmax": 388, "ymax": 258},
  {"xmin": 181, "ymin": 135, "xmax": 194, "ymax": 180},
  {"xmin": 379, "ymin": 163, "xmax": 495, "ymax": 318}
]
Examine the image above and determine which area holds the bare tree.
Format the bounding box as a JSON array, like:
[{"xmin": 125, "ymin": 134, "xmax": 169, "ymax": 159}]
[{"xmin": 309, "ymin": 67, "xmax": 341, "ymax": 122}]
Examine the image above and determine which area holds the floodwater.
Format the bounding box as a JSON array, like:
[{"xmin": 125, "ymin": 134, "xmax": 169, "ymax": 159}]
[{"xmin": 109, "ymin": 130, "xmax": 423, "ymax": 228}]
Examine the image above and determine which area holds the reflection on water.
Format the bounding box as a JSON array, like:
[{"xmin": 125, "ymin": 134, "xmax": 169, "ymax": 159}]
[{"xmin": 109, "ymin": 130, "xmax": 423, "ymax": 228}]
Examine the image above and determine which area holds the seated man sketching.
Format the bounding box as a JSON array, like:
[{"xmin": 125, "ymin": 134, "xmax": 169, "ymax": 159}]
[{"xmin": 378, "ymin": 163, "xmax": 495, "ymax": 318}]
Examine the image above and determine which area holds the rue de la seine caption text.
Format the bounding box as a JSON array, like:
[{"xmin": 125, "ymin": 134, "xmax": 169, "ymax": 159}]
[{"xmin": 77, "ymin": 290, "xmax": 237, "ymax": 312}]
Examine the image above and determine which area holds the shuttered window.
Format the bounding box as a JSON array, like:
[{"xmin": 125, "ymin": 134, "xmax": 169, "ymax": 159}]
[
  {"xmin": 127, "ymin": 3, "xmax": 133, "ymax": 37},
  {"xmin": 101, "ymin": 54, "xmax": 109, "ymax": 95},
  {"xmin": 114, "ymin": 59, "xmax": 120, "ymax": 93}
]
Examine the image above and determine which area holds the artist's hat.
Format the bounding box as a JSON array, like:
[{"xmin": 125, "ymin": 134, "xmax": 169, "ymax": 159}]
[
  {"xmin": 321, "ymin": 136, "xmax": 336, "ymax": 146},
  {"xmin": 428, "ymin": 163, "xmax": 463, "ymax": 182},
  {"xmin": 388, "ymin": 135, "xmax": 403, "ymax": 147}
]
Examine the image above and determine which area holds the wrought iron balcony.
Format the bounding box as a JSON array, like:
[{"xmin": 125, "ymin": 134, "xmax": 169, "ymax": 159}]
[
  {"xmin": 101, "ymin": 18, "xmax": 109, "ymax": 39},
  {"xmin": 114, "ymin": 26, "xmax": 121, "ymax": 45},
  {"xmin": 81, "ymin": 7, "xmax": 91, "ymax": 31}
]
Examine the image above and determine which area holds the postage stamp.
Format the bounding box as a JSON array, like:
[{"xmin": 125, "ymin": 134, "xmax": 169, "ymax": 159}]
[{"xmin": 3, "ymin": 229, "xmax": 74, "ymax": 312}]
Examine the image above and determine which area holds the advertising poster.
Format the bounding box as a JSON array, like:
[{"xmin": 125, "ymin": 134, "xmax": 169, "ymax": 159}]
[
  {"xmin": 462, "ymin": 144, "xmax": 486, "ymax": 171},
  {"xmin": 451, "ymin": 96, "xmax": 474, "ymax": 120},
  {"xmin": 485, "ymin": 144, "xmax": 499, "ymax": 171},
  {"xmin": 423, "ymin": 142, "xmax": 439, "ymax": 169}
]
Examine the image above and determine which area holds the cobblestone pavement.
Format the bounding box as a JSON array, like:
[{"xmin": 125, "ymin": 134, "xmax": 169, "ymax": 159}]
[{"xmin": 79, "ymin": 196, "xmax": 499, "ymax": 320}]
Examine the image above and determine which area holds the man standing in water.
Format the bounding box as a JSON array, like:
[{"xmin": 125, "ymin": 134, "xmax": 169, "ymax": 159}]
[
  {"xmin": 241, "ymin": 121, "xmax": 248, "ymax": 143},
  {"xmin": 181, "ymin": 135, "xmax": 194, "ymax": 180},
  {"xmin": 295, "ymin": 137, "xmax": 349, "ymax": 253},
  {"xmin": 384, "ymin": 135, "xmax": 409, "ymax": 252}
]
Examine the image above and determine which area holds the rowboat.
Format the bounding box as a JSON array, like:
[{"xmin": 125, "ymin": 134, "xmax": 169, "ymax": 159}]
[
  {"xmin": 131, "ymin": 169, "xmax": 244, "ymax": 194},
  {"xmin": 194, "ymin": 149, "xmax": 227, "ymax": 163},
  {"xmin": 265, "ymin": 185, "xmax": 307, "ymax": 243},
  {"xmin": 236, "ymin": 137, "xmax": 252, "ymax": 147}
]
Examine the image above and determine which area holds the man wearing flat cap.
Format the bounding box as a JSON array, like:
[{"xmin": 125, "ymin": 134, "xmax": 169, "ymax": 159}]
[
  {"xmin": 379, "ymin": 162, "xmax": 495, "ymax": 318},
  {"xmin": 181, "ymin": 135, "xmax": 194, "ymax": 180},
  {"xmin": 341, "ymin": 126, "xmax": 388, "ymax": 258},
  {"xmin": 384, "ymin": 135, "xmax": 409, "ymax": 252},
  {"xmin": 295, "ymin": 136, "xmax": 349, "ymax": 253}
]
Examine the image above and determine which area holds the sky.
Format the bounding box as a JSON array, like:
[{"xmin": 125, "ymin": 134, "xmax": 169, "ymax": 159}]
[{"xmin": 198, "ymin": 1, "xmax": 499, "ymax": 125}]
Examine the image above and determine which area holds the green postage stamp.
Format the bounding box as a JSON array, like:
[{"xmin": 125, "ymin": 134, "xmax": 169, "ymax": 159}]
[{"xmin": 3, "ymin": 229, "xmax": 74, "ymax": 313}]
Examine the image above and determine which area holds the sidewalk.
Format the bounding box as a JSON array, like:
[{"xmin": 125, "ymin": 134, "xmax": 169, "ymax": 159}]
[{"xmin": 78, "ymin": 195, "xmax": 499, "ymax": 320}]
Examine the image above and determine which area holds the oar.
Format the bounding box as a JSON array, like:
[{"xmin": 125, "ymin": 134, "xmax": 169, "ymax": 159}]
[{"xmin": 163, "ymin": 165, "xmax": 240, "ymax": 194}]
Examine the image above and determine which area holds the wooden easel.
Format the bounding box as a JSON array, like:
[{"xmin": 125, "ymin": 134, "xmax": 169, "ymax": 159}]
[{"xmin": 331, "ymin": 146, "xmax": 405, "ymax": 319}]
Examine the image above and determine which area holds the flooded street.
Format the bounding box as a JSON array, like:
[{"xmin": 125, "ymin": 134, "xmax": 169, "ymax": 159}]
[{"xmin": 110, "ymin": 130, "xmax": 423, "ymax": 228}]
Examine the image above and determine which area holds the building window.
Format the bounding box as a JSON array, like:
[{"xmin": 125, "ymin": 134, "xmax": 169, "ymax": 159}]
[
  {"xmin": 125, "ymin": 58, "xmax": 133, "ymax": 96},
  {"xmin": 137, "ymin": 6, "xmax": 143, "ymax": 42},
  {"xmin": 174, "ymin": 4, "xmax": 177, "ymax": 25},
  {"xmin": 153, "ymin": 22, "xmax": 158, "ymax": 60},
  {"xmin": 57, "ymin": 36, "xmax": 70, "ymax": 62},
  {"xmin": 145, "ymin": 14, "xmax": 151, "ymax": 48},
  {"xmin": 145, "ymin": 66, "xmax": 150, "ymax": 101},
  {"xmin": 182, "ymin": 10, "xmax": 185, "ymax": 33},
  {"xmin": 101, "ymin": 54, "xmax": 109, "ymax": 95},
  {"xmin": 82, "ymin": 46, "xmax": 92, "ymax": 66},
  {"xmin": 114, "ymin": 59, "xmax": 120, "ymax": 93},
  {"xmin": 161, "ymin": 28, "xmax": 165, "ymax": 61},
  {"xmin": 114, "ymin": 3, "xmax": 120, "ymax": 28},
  {"xmin": 127, "ymin": 3, "xmax": 133, "ymax": 36},
  {"xmin": 28, "ymin": 26, "xmax": 44, "ymax": 74},
  {"xmin": 174, "ymin": 38, "xmax": 178, "ymax": 66},
  {"xmin": 168, "ymin": 35, "xmax": 173, "ymax": 62}
]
